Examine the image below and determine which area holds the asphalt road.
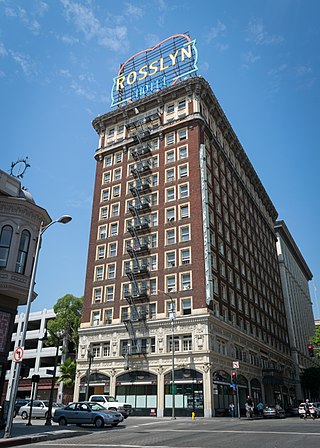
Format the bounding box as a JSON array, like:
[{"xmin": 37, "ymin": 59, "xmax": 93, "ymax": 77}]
[{"xmin": 13, "ymin": 416, "xmax": 320, "ymax": 448}]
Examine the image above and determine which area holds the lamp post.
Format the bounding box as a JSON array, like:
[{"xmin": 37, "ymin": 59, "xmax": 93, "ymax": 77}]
[
  {"xmin": 85, "ymin": 348, "xmax": 94, "ymax": 401},
  {"xmin": 158, "ymin": 290, "xmax": 176, "ymax": 419},
  {"xmin": 4, "ymin": 215, "xmax": 72, "ymax": 439}
]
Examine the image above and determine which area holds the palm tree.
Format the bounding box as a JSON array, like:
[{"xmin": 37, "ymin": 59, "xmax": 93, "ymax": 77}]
[{"xmin": 57, "ymin": 357, "xmax": 76, "ymax": 400}]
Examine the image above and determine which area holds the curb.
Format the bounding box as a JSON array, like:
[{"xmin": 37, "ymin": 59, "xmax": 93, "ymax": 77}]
[{"xmin": 0, "ymin": 429, "xmax": 89, "ymax": 447}]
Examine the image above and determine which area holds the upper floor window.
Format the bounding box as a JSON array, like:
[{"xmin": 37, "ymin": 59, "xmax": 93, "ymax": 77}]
[
  {"xmin": 0, "ymin": 225, "xmax": 13, "ymax": 268},
  {"xmin": 166, "ymin": 133, "xmax": 175, "ymax": 146},
  {"xmin": 15, "ymin": 229, "xmax": 30, "ymax": 274},
  {"xmin": 178, "ymin": 129, "xmax": 187, "ymax": 141}
]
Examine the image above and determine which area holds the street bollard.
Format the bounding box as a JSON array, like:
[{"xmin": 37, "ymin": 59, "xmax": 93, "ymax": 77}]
[{"xmin": 191, "ymin": 412, "xmax": 195, "ymax": 420}]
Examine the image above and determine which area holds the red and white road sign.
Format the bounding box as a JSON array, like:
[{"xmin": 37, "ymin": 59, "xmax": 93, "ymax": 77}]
[
  {"xmin": 13, "ymin": 346, "xmax": 24, "ymax": 362},
  {"xmin": 233, "ymin": 361, "xmax": 239, "ymax": 369}
]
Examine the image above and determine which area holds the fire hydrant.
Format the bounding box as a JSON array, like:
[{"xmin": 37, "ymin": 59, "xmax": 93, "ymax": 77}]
[{"xmin": 191, "ymin": 411, "xmax": 196, "ymax": 420}]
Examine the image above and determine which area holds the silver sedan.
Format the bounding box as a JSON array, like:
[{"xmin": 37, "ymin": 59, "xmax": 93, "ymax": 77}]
[{"xmin": 53, "ymin": 401, "xmax": 124, "ymax": 428}]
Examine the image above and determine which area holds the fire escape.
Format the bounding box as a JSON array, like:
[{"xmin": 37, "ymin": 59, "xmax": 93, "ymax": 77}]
[{"xmin": 122, "ymin": 113, "xmax": 159, "ymax": 364}]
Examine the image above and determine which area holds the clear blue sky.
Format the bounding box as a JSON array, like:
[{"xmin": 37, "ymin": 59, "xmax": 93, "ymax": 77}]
[{"xmin": 1, "ymin": 0, "xmax": 320, "ymax": 318}]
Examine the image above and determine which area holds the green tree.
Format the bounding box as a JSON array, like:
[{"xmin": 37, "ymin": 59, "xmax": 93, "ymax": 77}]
[
  {"xmin": 46, "ymin": 293, "xmax": 84, "ymax": 355},
  {"xmin": 310, "ymin": 326, "xmax": 320, "ymax": 358},
  {"xmin": 56, "ymin": 358, "xmax": 76, "ymax": 387}
]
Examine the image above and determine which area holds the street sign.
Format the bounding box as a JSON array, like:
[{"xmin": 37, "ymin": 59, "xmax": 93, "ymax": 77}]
[
  {"xmin": 46, "ymin": 369, "xmax": 54, "ymax": 375},
  {"xmin": 233, "ymin": 361, "xmax": 239, "ymax": 369},
  {"xmin": 13, "ymin": 346, "xmax": 24, "ymax": 362}
]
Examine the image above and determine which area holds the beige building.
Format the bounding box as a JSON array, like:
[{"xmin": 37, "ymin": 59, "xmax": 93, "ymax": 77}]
[{"xmin": 0, "ymin": 168, "xmax": 50, "ymax": 403}]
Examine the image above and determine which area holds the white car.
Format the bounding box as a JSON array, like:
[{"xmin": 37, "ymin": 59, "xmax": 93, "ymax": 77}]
[
  {"xmin": 298, "ymin": 402, "xmax": 320, "ymax": 418},
  {"xmin": 18, "ymin": 400, "xmax": 63, "ymax": 419}
]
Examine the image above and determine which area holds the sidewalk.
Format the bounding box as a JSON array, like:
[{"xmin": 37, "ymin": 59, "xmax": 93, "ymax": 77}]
[{"xmin": 0, "ymin": 421, "xmax": 89, "ymax": 447}]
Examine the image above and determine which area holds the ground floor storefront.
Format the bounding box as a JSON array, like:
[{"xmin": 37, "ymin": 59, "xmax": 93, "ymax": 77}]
[{"xmin": 76, "ymin": 367, "xmax": 296, "ymax": 417}]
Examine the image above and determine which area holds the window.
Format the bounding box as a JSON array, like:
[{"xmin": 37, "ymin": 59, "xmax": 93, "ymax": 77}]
[
  {"xmin": 106, "ymin": 286, "xmax": 114, "ymax": 301},
  {"xmin": 111, "ymin": 203, "xmax": 120, "ymax": 217},
  {"xmin": 181, "ymin": 272, "xmax": 191, "ymax": 290},
  {"xmin": 179, "ymin": 164, "xmax": 188, "ymax": 178},
  {"xmin": 103, "ymin": 172, "xmax": 111, "ymax": 183},
  {"xmin": 166, "ymin": 187, "xmax": 175, "ymax": 201},
  {"xmin": 114, "ymin": 168, "xmax": 122, "ymax": 181},
  {"xmin": 93, "ymin": 288, "xmax": 102, "ymax": 303},
  {"xmin": 166, "ymin": 251, "xmax": 176, "ymax": 268},
  {"xmin": 115, "ymin": 152, "xmax": 123, "ymax": 163},
  {"xmin": 97, "ymin": 245, "xmax": 105, "ymax": 259},
  {"xmin": 104, "ymin": 155, "xmax": 112, "ymax": 167},
  {"xmin": 179, "ymin": 183, "xmax": 189, "ymax": 198},
  {"xmin": 103, "ymin": 342, "xmax": 111, "ymax": 356},
  {"xmin": 100, "ymin": 206, "xmax": 108, "ymax": 220},
  {"xmin": 166, "ymin": 168, "xmax": 175, "ymax": 182},
  {"xmin": 166, "ymin": 275, "xmax": 176, "ymax": 292},
  {"xmin": 92, "ymin": 344, "xmax": 101, "ymax": 357},
  {"xmin": 112, "ymin": 185, "xmax": 120, "ymax": 197},
  {"xmin": 182, "ymin": 335, "xmax": 192, "ymax": 350},
  {"xmin": 178, "ymin": 146, "xmax": 188, "ymax": 159},
  {"xmin": 180, "ymin": 248, "xmax": 191, "ymax": 265},
  {"xmin": 180, "ymin": 225, "xmax": 190, "ymax": 242},
  {"xmin": 98, "ymin": 226, "xmax": 107, "ymax": 239},
  {"xmin": 166, "ymin": 229, "xmax": 176, "ymax": 245},
  {"xmin": 102, "ymin": 189, "xmax": 110, "ymax": 202},
  {"xmin": 95, "ymin": 266, "xmax": 104, "ymax": 281},
  {"xmin": 166, "ymin": 103, "xmax": 174, "ymax": 113},
  {"xmin": 110, "ymin": 223, "xmax": 118, "ymax": 236},
  {"xmin": 166, "ymin": 149, "xmax": 175, "ymax": 163},
  {"xmin": 178, "ymin": 99, "xmax": 186, "ymax": 109},
  {"xmin": 118, "ymin": 124, "xmax": 124, "ymax": 133},
  {"xmin": 107, "ymin": 263, "xmax": 116, "ymax": 279},
  {"xmin": 150, "ymin": 212, "xmax": 158, "ymax": 227},
  {"xmin": 15, "ymin": 230, "xmax": 30, "ymax": 274},
  {"xmin": 108, "ymin": 242, "xmax": 117, "ymax": 257},
  {"xmin": 178, "ymin": 128, "xmax": 187, "ymax": 141},
  {"xmin": 182, "ymin": 299, "xmax": 191, "ymax": 315},
  {"xmin": 104, "ymin": 309, "xmax": 113, "ymax": 324},
  {"xmin": 166, "ymin": 133, "xmax": 175, "ymax": 146},
  {"xmin": 166, "ymin": 208, "xmax": 175, "ymax": 222},
  {"xmin": 179, "ymin": 204, "xmax": 189, "ymax": 219},
  {"xmin": 92, "ymin": 311, "xmax": 100, "ymax": 326},
  {"xmin": 107, "ymin": 128, "xmax": 115, "ymax": 137}
]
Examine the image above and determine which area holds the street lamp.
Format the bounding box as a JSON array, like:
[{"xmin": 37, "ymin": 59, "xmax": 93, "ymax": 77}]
[
  {"xmin": 85, "ymin": 348, "xmax": 94, "ymax": 401},
  {"xmin": 158, "ymin": 290, "xmax": 176, "ymax": 420},
  {"xmin": 4, "ymin": 215, "xmax": 72, "ymax": 439}
]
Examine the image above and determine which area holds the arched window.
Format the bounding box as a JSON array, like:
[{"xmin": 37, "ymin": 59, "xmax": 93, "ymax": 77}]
[
  {"xmin": 16, "ymin": 230, "xmax": 31, "ymax": 274},
  {"xmin": 0, "ymin": 225, "xmax": 13, "ymax": 268}
]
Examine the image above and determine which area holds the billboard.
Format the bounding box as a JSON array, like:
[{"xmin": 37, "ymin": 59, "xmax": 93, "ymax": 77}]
[{"xmin": 111, "ymin": 33, "xmax": 198, "ymax": 108}]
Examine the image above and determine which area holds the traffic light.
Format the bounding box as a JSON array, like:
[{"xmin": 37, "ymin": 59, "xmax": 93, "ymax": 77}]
[
  {"xmin": 20, "ymin": 364, "xmax": 30, "ymax": 378},
  {"xmin": 308, "ymin": 344, "xmax": 314, "ymax": 357},
  {"xmin": 231, "ymin": 370, "xmax": 237, "ymax": 383}
]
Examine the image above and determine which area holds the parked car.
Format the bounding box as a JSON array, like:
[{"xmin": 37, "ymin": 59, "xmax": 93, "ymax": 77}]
[
  {"xmin": 298, "ymin": 402, "xmax": 320, "ymax": 418},
  {"xmin": 89, "ymin": 395, "xmax": 132, "ymax": 418},
  {"xmin": 13, "ymin": 399, "xmax": 29, "ymax": 418},
  {"xmin": 263, "ymin": 404, "xmax": 286, "ymax": 418},
  {"xmin": 18, "ymin": 400, "xmax": 63, "ymax": 420},
  {"xmin": 53, "ymin": 401, "xmax": 124, "ymax": 428},
  {"xmin": 288, "ymin": 405, "xmax": 299, "ymax": 416}
]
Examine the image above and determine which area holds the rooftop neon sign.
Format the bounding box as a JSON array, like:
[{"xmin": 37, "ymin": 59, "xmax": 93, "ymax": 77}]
[{"xmin": 111, "ymin": 33, "xmax": 198, "ymax": 108}]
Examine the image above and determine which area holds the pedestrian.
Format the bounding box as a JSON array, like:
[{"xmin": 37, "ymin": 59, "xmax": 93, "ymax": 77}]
[
  {"xmin": 304, "ymin": 399, "xmax": 314, "ymax": 420},
  {"xmin": 257, "ymin": 401, "xmax": 264, "ymax": 417},
  {"xmin": 229, "ymin": 402, "xmax": 235, "ymax": 418},
  {"xmin": 245, "ymin": 396, "xmax": 254, "ymax": 418}
]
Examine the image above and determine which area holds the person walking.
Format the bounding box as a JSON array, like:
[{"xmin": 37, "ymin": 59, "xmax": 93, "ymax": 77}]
[
  {"xmin": 245, "ymin": 396, "xmax": 254, "ymax": 418},
  {"xmin": 229, "ymin": 402, "xmax": 235, "ymax": 418},
  {"xmin": 304, "ymin": 399, "xmax": 315, "ymax": 420},
  {"xmin": 257, "ymin": 401, "xmax": 264, "ymax": 417}
]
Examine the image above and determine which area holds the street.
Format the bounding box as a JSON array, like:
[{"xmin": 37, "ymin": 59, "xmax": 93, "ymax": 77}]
[{"xmin": 10, "ymin": 416, "xmax": 320, "ymax": 448}]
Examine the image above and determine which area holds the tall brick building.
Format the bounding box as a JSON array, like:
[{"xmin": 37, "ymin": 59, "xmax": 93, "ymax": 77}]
[{"xmin": 76, "ymin": 75, "xmax": 297, "ymax": 417}]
